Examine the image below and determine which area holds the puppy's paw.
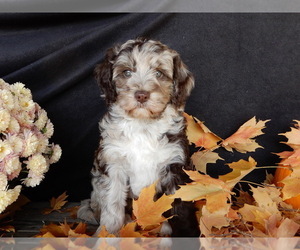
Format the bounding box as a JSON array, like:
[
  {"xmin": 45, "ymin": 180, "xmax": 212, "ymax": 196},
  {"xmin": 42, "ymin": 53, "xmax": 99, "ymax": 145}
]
[
  {"xmin": 77, "ymin": 199, "xmax": 99, "ymax": 225},
  {"xmin": 159, "ymin": 221, "xmax": 172, "ymax": 237}
]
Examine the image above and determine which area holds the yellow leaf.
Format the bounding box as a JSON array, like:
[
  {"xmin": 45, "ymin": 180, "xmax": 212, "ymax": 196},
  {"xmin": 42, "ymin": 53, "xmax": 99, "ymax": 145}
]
[
  {"xmin": 219, "ymin": 157, "xmax": 257, "ymax": 189},
  {"xmin": 171, "ymin": 170, "xmax": 231, "ymax": 202},
  {"xmin": 238, "ymin": 186, "xmax": 281, "ymax": 227},
  {"xmin": 43, "ymin": 192, "xmax": 68, "ymax": 215},
  {"xmin": 132, "ymin": 183, "xmax": 173, "ymax": 229},
  {"xmin": 251, "ymin": 186, "xmax": 281, "ymax": 215},
  {"xmin": 184, "ymin": 113, "xmax": 222, "ymax": 149},
  {"xmin": 205, "ymin": 191, "xmax": 231, "ymax": 214},
  {"xmin": 280, "ymin": 166, "xmax": 300, "ymax": 200},
  {"xmin": 191, "ymin": 150, "xmax": 223, "ymax": 174},
  {"xmin": 200, "ymin": 205, "xmax": 231, "ymax": 237},
  {"xmin": 222, "ymin": 117, "xmax": 269, "ymax": 153}
]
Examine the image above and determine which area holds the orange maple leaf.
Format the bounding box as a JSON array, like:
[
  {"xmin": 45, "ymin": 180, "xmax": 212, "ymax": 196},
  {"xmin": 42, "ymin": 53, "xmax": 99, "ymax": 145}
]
[
  {"xmin": 43, "ymin": 192, "xmax": 68, "ymax": 215},
  {"xmin": 184, "ymin": 112, "xmax": 222, "ymax": 149},
  {"xmin": 119, "ymin": 222, "xmax": 144, "ymax": 237},
  {"xmin": 222, "ymin": 117, "xmax": 269, "ymax": 153},
  {"xmin": 132, "ymin": 183, "xmax": 173, "ymax": 229}
]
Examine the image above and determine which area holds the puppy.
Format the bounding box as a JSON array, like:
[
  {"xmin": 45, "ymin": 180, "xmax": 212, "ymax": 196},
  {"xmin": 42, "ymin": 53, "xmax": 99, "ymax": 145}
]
[{"xmin": 78, "ymin": 38, "xmax": 200, "ymax": 237}]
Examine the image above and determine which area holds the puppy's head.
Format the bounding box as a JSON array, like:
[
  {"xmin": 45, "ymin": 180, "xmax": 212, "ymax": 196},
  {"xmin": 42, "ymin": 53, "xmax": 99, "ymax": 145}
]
[{"xmin": 95, "ymin": 38, "xmax": 194, "ymax": 119}]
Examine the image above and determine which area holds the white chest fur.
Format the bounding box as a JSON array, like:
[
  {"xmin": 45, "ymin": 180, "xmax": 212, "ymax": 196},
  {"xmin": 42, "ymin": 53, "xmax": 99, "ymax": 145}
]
[{"xmin": 100, "ymin": 105, "xmax": 185, "ymax": 197}]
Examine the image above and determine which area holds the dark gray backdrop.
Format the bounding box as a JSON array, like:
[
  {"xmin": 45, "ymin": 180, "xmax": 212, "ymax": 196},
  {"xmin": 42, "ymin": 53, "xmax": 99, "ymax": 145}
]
[{"xmin": 0, "ymin": 13, "xmax": 299, "ymax": 201}]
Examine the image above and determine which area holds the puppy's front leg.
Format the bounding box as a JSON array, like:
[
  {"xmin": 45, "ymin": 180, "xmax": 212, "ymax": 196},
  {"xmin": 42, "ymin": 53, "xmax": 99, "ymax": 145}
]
[{"xmin": 94, "ymin": 166, "xmax": 128, "ymax": 235}]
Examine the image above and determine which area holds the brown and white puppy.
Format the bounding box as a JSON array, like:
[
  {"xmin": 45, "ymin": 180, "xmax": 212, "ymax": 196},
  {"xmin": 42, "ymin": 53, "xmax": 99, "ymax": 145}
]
[{"xmin": 78, "ymin": 38, "xmax": 200, "ymax": 237}]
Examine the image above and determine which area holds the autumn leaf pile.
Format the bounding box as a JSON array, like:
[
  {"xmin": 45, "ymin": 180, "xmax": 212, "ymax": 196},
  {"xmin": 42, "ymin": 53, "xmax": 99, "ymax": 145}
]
[{"xmin": 33, "ymin": 114, "xmax": 300, "ymax": 239}]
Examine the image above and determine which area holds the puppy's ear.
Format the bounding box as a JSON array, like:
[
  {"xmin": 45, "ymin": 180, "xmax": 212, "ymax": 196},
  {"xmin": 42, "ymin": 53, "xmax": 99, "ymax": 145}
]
[
  {"xmin": 171, "ymin": 55, "xmax": 195, "ymax": 110},
  {"xmin": 94, "ymin": 46, "xmax": 120, "ymax": 105}
]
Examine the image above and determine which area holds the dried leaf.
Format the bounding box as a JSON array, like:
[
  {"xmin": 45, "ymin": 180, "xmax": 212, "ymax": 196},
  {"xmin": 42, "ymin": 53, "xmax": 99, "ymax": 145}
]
[
  {"xmin": 279, "ymin": 148, "xmax": 300, "ymax": 168},
  {"xmin": 39, "ymin": 223, "xmax": 66, "ymax": 237},
  {"xmin": 274, "ymin": 217, "xmax": 300, "ymax": 237},
  {"xmin": 96, "ymin": 226, "xmax": 116, "ymax": 237},
  {"xmin": 219, "ymin": 157, "xmax": 257, "ymax": 189},
  {"xmin": 191, "ymin": 150, "xmax": 223, "ymax": 174},
  {"xmin": 37, "ymin": 221, "xmax": 90, "ymax": 238},
  {"xmin": 43, "ymin": 192, "xmax": 68, "ymax": 215},
  {"xmin": 280, "ymin": 166, "xmax": 300, "ymax": 200},
  {"xmin": 239, "ymin": 186, "xmax": 282, "ymax": 228},
  {"xmin": 119, "ymin": 222, "xmax": 144, "ymax": 237},
  {"xmin": 280, "ymin": 120, "xmax": 300, "ymax": 149},
  {"xmin": 133, "ymin": 183, "xmax": 173, "ymax": 229},
  {"xmin": 184, "ymin": 113, "xmax": 222, "ymax": 149},
  {"xmin": 171, "ymin": 170, "xmax": 232, "ymax": 202},
  {"xmin": 73, "ymin": 222, "xmax": 87, "ymax": 235},
  {"xmin": 0, "ymin": 225, "xmax": 15, "ymax": 233},
  {"xmin": 222, "ymin": 117, "xmax": 269, "ymax": 153},
  {"xmin": 200, "ymin": 205, "xmax": 230, "ymax": 237}
]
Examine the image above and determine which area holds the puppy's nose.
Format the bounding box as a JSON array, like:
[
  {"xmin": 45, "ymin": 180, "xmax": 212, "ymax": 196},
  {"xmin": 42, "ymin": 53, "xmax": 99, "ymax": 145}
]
[{"xmin": 135, "ymin": 90, "xmax": 150, "ymax": 103}]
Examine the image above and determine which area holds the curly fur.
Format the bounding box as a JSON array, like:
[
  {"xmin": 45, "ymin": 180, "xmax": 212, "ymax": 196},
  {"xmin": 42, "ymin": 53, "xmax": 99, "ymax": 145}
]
[{"xmin": 78, "ymin": 38, "xmax": 200, "ymax": 237}]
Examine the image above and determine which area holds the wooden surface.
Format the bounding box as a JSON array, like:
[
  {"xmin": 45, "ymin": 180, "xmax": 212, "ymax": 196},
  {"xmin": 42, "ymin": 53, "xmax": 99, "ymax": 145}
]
[{"xmin": 7, "ymin": 202, "xmax": 97, "ymax": 237}]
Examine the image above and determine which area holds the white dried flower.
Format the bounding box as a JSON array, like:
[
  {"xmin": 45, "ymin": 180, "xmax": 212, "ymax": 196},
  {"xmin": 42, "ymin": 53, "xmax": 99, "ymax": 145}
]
[
  {"xmin": 25, "ymin": 154, "xmax": 48, "ymax": 176},
  {"xmin": 6, "ymin": 134, "xmax": 23, "ymax": 155},
  {"xmin": 0, "ymin": 185, "xmax": 21, "ymax": 214},
  {"xmin": 4, "ymin": 156, "xmax": 21, "ymax": 175},
  {"xmin": 0, "ymin": 79, "xmax": 9, "ymax": 89},
  {"xmin": 0, "ymin": 140, "xmax": 12, "ymax": 161},
  {"xmin": 0, "ymin": 109, "xmax": 11, "ymax": 132},
  {"xmin": 36, "ymin": 137, "xmax": 49, "ymax": 154},
  {"xmin": 11, "ymin": 82, "xmax": 32, "ymax": 99},
  {"xmin": 7, "ymin": 117, "xmax": 20, "ymax": 134},
  {"xmin": 19, "ymin": 98, "xmax": 35, "ymax": 112},
  {"xmin": 0, "ymin": 89, "xmax": 14, "ymax": 111},
  {"xmin": 34, "ymin": 109, "xmax": 48, "ymax": 130},
  {"xmin": 22, "ymin": 129, "xmax": 39, "ymax": 157},
  {"xmin": 0, "ymin": 173, "xmax": 8, "ymax": 191},
  {"xmin": 22, "ymin": 173, "xmax": 44, "ymax": 187},
  {"xmin": 12, "ymin": 109, "xmax": 34, "ymax": 128},
  {"xmin": 43, "ymin": 120, "xmax": 54, "ymax": 138},
  {"xmin": 49, "ymin": 144, "xmax": 62, "ymax": 164},
  {"xmin": 0, "ymin": 79, "xmax": 62, "ymax": 214}
]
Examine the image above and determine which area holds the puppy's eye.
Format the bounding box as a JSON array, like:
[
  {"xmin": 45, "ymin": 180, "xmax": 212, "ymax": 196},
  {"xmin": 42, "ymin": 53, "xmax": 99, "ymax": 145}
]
[
  {"xmin": 155, "ymin": 70, "xmax": 163, "ymax": 78},
  {"xmin": 123, "ymin": 70, "xmax": 132, "ymax": 78}
]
